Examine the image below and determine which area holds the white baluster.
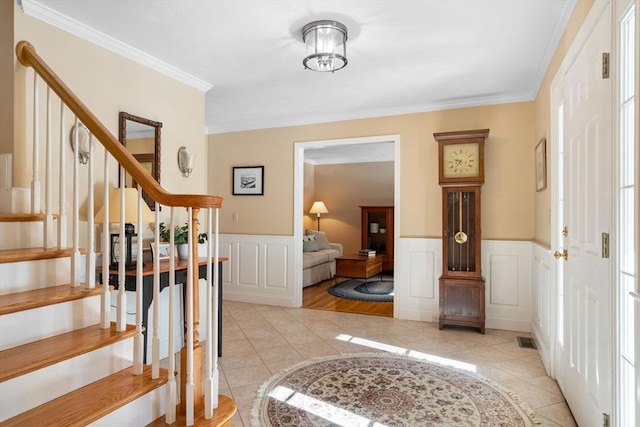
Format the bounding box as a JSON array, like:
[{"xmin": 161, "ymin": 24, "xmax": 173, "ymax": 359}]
[
  {"xmin": 31, "ymin": 72, "xmax": 40, "ymax": 214},
  {"xmin": 43, "ymin": 87, "xmax": 53, "ymax": 247},
  {"xmin": 100, "ymin": 151, "xmax": 110, "ymax": 329},
  {"xmin": 70, "ymin": 117, "xmax": 81, "ymax": 286},
  {"xmin": 213, "ymin": 207, "xmax": 220, "ymax": 407},
  {"xmin": 57, "ymin": 102, "xmax": 67, "ymax": 249},
  {"xmin": 133, "ymin": 189, "xmax": 144, "ymax": 375},
  {"xmin": 204, "ymin": 207, "xmax": 218, "ymax": 418},
  {"xmin": 85, "ymin": 134, "xmax": 95, "ymax": 288},
  {"xmin": 186, "ymin": 207, "xmax": 194, "ymax": 426},
  {"xmin": 165, "ymin": 207, "xmax": 177, "ymax": 424},
  {"xmin": 204, "ymin": 207, "xmax": 213, "ymax": 418},
  {"xmin": 152, "ymin": 202, "xmax": 160, "ymax": 379},
  {"xmin": 116, "ymin": 173, "xmax": 126, "ymax": 332}
]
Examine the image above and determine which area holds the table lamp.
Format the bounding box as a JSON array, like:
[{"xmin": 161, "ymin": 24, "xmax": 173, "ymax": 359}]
[{"xmin": 95, "ymin": 187, "xmax": 155, "ymax": 269}]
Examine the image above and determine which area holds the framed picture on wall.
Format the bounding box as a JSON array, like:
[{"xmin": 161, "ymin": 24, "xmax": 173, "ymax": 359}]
[
  {"xmin": 232, "ymin": 166, "xmax": 264, "ymax": 195},
  {"xmin": 535, "ymin": 138, "xmax": 547, "ymax": 192}
]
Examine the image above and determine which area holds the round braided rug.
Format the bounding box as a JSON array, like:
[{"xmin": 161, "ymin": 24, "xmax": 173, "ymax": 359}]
[{"xmin": 251, "ymin": 353, "xmax": 540, "ymax": 427}]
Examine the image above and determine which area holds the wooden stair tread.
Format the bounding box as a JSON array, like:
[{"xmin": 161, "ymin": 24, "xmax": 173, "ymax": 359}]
[
  {"xmin": 2, "ymin": 365, "xmax": 167, "ymax": 426},
  {"xmin": 0, "ymin": 283, "xmax": 102, "ymax": 315},
  {"xmin": 148, "ymin": 395, "xmax": 237, "ymax": 426},
  {"xmin": 0, "ymin": 322, "xmax": 135, "ymax": 382},
  {"xmin": 0, "ymin": 247, "xmax": 85, "ymax": 264},
  {"xmin": 0, "ymin": 213, "xmax": 59, "ymax": 222}
]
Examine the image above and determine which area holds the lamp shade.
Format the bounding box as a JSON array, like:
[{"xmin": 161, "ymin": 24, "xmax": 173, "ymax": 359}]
[
  {"xmin": 94, "ymin": 187, "xmax": 155, "ymax": 224},
  {"xmin": 302, "ymin": 20, "xmax": 348, "ymax": 72},
  {"xmin": 309, "ymin": 201, "xmax": 329, "ymax": 215}
]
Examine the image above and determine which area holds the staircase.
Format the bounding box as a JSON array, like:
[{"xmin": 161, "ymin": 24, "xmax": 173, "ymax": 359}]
[{"xmin": 0, "ymin": 42, "xmax": 236, "ymax": 425}]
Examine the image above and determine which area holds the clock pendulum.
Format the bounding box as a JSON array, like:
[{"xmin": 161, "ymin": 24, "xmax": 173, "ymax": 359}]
[{"xmin": 454, "ymin": 193, "xmax": 467, "ymax": 245}]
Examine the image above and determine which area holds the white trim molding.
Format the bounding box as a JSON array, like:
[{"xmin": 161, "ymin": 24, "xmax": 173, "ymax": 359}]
[{"xmin": 19, "ymin": 0, "xmax": 212, "ymax": 92}]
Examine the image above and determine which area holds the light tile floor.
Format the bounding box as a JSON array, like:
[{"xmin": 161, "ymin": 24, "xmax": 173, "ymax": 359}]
[{"xmin": 217, "ymin": 301, "xmax": 577, "ymax": 426}]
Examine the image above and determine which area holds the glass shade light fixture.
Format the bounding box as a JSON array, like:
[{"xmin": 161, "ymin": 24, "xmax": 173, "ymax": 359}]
[{"xmin": 302, "ymin": 20, "xmax": 348, "ymax": 72}]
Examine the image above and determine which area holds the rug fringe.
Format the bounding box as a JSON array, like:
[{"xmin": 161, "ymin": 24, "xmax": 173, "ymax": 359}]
[{"xmin": 250, "ymin": 351, "xmax": 543, "ymax": 426}]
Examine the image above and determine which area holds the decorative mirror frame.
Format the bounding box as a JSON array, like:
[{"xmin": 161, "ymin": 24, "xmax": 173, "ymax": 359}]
[{"xmin": 118, "ymin": 112, "xmax": 162, "ymax": 210}]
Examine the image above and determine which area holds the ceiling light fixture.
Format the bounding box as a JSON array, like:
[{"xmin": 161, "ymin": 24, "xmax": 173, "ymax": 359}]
[{"xmin": 302, "ymin": 20, "xmax": 348, "ymax": 72}]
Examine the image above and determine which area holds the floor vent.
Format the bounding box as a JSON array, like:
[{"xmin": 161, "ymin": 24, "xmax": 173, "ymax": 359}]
[{"xmin": 517, "ymin": 336, "xmax": 537, "ymax": 349}]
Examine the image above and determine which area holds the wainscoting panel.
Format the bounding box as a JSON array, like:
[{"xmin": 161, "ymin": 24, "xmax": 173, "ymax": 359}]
[
  {"xmin": 237, "ymin": 243, "xmax": 259, "ymax": 287},
  {"xmin": 219, "ymin": 234, "xmax": 296, "ymax": 307},
  {"xmin": 531, "ymin": 243, "xmax": 555, "ymax": 377},
  {"xmin": 394, "ymin": 238, "xmax": 441, "ymax": 322},
  {"xmin": 482, "ymin": 241, "xmax": 532, "ymax": 332},
  {"xmin": 409, "ymin": 250, "xmax": 434, "ymax": 299},
  {"xmin": 488, "ymin": 254, "xmax": 520, "ymax": 306},
  {"xmin": 220, "ymin": 235, "xmax": 536, "ymax": 334},
  {"xmin": 265, "ymin": 244, "xmax": 288, "ymax": 289}
]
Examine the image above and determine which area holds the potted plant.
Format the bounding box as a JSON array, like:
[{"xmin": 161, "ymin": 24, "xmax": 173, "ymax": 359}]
[{"xmin": 159, "ymin": 222, "xmax": 208, "ymax": 259}]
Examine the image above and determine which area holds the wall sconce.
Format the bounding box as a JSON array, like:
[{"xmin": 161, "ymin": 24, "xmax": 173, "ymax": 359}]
[
  {"xmin": 178, "ymin": 146, "xmax": 195, "ymax": 178},
  {"xmin": 69, "ymin": 122, "xmax": 91, "ymax": 164}
]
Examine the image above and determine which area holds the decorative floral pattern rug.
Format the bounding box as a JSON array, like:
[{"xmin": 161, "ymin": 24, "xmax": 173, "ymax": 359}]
[{"xmin": 252, "ymin": 353, "xmax": 540, "ymax": 426}]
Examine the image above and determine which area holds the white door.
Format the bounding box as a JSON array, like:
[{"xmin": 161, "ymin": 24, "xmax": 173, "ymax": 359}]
[{"xmin": 555, "ymin": 4, "xmax": 612, "ymax": 426}]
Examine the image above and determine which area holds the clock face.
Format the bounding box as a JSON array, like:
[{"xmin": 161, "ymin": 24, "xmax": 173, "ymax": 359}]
[{"xmin": 442, "ymin": 143, "xmax": 480, "ymax": 178}]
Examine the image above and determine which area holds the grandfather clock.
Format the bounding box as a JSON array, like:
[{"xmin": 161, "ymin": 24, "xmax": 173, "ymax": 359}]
[{"xmin": 434, "ymin": 129, "xmax": 489, "ymax": 334}]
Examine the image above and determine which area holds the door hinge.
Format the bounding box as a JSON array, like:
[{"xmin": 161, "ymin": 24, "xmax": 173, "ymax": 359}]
[
  {"xmin": 602, "ymin": 52, "xmax": 610, "ymax": 79},
  {"xmin": 602, "ymin": 413, "xmax": 610, "ymax": 427},
  {"xmin": 602, "ymin": 233, "xmax": 609, "ymax": 258}
]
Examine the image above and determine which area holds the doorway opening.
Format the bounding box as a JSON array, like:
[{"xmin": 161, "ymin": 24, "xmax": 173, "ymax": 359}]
[{"xmin": 294, "ymin": 135, "xmax": 400, "ymax": 317}]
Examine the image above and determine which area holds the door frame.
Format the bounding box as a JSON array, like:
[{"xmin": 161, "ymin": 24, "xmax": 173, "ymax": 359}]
[
  {"xmin": 293, "ymin": 134, "xmax": 401, "ymax": 313},
  {"xmin": 550, "ymin": 0, "xmax": 618, "ymax": 420}
]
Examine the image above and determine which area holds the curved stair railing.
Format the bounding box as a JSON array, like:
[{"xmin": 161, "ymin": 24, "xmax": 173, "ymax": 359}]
[{"xmin": 14, "ymin": 40, "xmax": 227, "ymax": 425}]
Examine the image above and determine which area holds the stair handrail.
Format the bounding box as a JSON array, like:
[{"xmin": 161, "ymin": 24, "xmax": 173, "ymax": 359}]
[{"xmin": 15, "ymin": 41, "xmax": 221, "ymax": 210}]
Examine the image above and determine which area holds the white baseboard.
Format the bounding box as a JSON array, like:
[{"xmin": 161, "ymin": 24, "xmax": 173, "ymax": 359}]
[{"xmin": 223, "ymin": 289, "xmax": 295, "ymax": 307}]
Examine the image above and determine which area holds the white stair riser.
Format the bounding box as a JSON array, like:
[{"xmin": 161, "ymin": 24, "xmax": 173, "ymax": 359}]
[
  {"xmin": 88, "ymin": 384, "xmax": 167, "ymax": 427},
  {"xmin": 0, "ymin": 337, "xmax": 134, "ymax": 422},
  {"xmin": 0, "ymin": 295, "xmax": 100, "ymax": 351},
  {"xmin": 0, "ymin": 257, "xmax": 74, "ymax": 294},
  {"xmin": 0, "ymin": 221, "xmax": 43, "ymax": 250}
]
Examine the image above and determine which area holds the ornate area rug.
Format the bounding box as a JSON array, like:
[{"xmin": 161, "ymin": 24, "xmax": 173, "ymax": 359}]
[
  {"xmin": 252, "ymin": 353, "xmax": 540, "ymax": 427},
  {"xmin": 328, "ymin": 278, "xmax": 394, "ymax": 302}
]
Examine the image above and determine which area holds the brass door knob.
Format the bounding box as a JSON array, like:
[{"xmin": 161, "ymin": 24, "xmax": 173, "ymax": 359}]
[{"xmin": 554, "ymin": 249, "xmax": 568, "ymax": 260}]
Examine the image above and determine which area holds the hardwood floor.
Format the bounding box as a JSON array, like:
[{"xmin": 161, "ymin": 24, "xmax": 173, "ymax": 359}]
[{"xmin": 302, "ymin": 276, "xmax": 393, "ymax": 317}]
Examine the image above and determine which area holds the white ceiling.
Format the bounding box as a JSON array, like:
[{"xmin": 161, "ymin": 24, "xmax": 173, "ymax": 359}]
[{"xmin": 22, "ymin": 0, "xmax": 576, "ymax": 138}]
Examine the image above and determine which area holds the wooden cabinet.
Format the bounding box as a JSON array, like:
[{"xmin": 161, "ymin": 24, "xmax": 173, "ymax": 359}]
[{"xmin": 360, "ymin": 206, "xmax": 394, "ymax": 272}]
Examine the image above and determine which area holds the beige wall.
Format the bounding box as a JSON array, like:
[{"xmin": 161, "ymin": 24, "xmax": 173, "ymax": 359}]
[
  {"xmin": 303, "ymin": 162, "xmax": 315, "ymax": 231},
  {"xmin": 209, "ymin": 101, "xmax": 535, "ymax": 239},
  {"xmin": 309, "ymin": 161, "xmax": 394, "ymax": 255},
  {"xmin": 11, "ymin": 4, "xmax": 207, "ymax": 226},
  {"xmin": 0, "ymin": 0, "xmax": 14, "ymax": 154},
  {"xmin": 533, "ymin": 0, "xmax": 595, "ymax": 247}
]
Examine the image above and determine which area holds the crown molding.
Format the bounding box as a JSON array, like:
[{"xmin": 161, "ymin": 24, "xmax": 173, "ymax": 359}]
[
  {"xmin": 19, "ymin": 0, "xmax": 213, "ymax": 92},
  {"xmin": 205, "ymin": 92, "xmax": 532, "ymax": 135},
  {"xmin": 527, "ymin": 0, "xmax": 577, "ymax": 99}
]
